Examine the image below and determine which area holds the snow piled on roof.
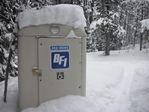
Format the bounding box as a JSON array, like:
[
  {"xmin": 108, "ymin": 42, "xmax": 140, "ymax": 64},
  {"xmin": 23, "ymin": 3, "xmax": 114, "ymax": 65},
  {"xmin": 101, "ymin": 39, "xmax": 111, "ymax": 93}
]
[
  {"xmin": 18, "ymin": 4, "xmax": 86, "ymax": 29},
  {"xmin": 140, "ymin": 19, "xmax": 149, "ymax": 32}
]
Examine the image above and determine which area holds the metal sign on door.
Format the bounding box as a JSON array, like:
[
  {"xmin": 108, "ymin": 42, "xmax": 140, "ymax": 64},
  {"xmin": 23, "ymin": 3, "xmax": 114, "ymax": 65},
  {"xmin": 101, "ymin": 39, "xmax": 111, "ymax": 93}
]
[{"xmin": 50, "ymin": 45, "xmax": 69, "ymax": 69}]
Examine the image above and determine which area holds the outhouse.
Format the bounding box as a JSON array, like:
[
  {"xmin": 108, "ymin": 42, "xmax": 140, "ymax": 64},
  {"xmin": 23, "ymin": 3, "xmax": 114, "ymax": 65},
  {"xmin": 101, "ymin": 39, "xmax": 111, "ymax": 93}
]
[{"xmin": 18, "ymin": 4, "xmax": 86, "ymax": 110}]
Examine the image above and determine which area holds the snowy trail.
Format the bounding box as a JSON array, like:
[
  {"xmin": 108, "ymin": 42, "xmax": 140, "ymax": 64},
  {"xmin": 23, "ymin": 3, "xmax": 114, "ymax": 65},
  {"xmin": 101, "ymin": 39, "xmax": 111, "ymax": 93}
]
[
  {"xmin": 105, "ymin": 66, "xmax": 135, "ymax": 112},
  {"xmin": 86, "ymin": 50, "xmax": 149, "ymax": 112}
]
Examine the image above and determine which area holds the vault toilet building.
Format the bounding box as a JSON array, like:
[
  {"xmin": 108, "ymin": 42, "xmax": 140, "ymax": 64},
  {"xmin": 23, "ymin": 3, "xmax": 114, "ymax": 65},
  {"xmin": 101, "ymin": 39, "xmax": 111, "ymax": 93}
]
[{"xmin": 18, "ymin": 4, "xmax": 86, "ymax": 110}]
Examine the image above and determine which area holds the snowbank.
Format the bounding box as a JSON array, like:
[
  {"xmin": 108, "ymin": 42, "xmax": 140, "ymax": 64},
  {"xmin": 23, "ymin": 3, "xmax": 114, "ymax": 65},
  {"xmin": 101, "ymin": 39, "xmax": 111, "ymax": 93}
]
[
  {"xmin": 18, "ymin": 4, "xmax": 86, "ymax": 29},
  {"xmin": 0, "ymin": 77, "xmax": 18, "ymax": 112},
  {"xmin": 140, "ymin": 19, "xmax": 149, "ymax": 32},
  {"xmin": 22, "ymin": 95, "xmax": 99, "ymax": 112}
]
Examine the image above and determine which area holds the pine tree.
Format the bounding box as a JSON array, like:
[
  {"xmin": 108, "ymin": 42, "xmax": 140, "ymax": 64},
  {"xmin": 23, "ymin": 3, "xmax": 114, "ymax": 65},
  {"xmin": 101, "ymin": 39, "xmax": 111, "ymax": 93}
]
[
  {"xmin": 0, "ymin": 0, "xmax": 22, "ymax": 81},
  {"xmin": 89, "ymin": 0, "xmax": 126, "ymax": 55},
  {"xmin": 0, "ymin": 0, "xmax": 53, "ymax": 81},
  {"xmin": 121, "ymin": 0, "xmax": 149, "ymax": 50}
]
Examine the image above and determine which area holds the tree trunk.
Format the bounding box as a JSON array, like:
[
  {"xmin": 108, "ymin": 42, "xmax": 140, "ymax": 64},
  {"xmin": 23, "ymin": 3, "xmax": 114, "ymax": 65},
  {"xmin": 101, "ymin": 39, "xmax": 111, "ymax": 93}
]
[
  {"xmin": 140, "ymin": 4, "xmax": 144, "ymax": 51},
  {"xmin": 84, "ymin": 0, "xmax": 87, "ymax": 6},
  {"xmin": 133, "ymin": 30, "xmax": 136, "ymax": 47},
  {"xmin": 133, "ymin": 17, "xmax": 138, "ymax": 47},
  {"xmin": 77, "ymin": 0, "xmax": 81, "ymax": 5},
  {"xmin": 125, "ymin": 11, "xmax": 129, "ymax": 46},
  {"xmin": 140, "ymin": 33, "xmax": 143, "ymax": 51},
  {"xmin": 70, "ymin": 0, "xmax": 73, "ymax": 4},
  {"xmin": 56, "ymin": 0, "xmax": 61, "ymax": 4},
  {"xmin": 59, "ymin": 0, "xmax": 61, "ymax": 4},
  {"xmin": 105, "ymin": 32, "xmax": 110, "ymax": 56},
  {"xmin": 104, "ymin": 0, "xmax": 110, "ymax": 56}
]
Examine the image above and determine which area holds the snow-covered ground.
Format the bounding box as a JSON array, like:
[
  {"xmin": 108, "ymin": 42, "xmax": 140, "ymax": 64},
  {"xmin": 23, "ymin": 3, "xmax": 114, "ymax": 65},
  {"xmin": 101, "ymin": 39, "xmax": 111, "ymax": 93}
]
[
  {"xmin": 0, "ymin": 48, "xmax": 149, "ymax": 112},
  {"xmin": 0, "ymin": 78, "xmax": 18, "ymax": 112}
]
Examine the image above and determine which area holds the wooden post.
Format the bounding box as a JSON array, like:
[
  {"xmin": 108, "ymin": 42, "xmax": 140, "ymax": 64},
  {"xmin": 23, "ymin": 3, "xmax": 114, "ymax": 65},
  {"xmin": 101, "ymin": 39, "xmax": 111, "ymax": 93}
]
[{"xmin": 3, "ymin": 48, "xmax": 13, "ymax": 102}]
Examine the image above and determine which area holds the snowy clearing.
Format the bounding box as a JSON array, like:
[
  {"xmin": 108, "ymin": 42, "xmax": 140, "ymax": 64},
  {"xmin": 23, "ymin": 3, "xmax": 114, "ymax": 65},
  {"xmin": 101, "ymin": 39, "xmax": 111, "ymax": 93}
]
[{"xmin": 0, "ymin": 49, "xmax": 149, "ymax": 112}]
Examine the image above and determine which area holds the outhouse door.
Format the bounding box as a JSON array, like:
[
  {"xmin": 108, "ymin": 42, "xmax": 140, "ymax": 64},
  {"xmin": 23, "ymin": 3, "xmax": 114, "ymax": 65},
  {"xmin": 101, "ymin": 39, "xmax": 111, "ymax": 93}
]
[{"xmin": 38, "ymin": 37, "xmax": 82, "ymax": 103}]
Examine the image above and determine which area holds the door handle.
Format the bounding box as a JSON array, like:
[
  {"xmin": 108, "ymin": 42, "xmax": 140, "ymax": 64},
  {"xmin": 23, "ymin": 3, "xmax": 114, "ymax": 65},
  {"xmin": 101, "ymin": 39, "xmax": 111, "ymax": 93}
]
[{"xmin": 32, "ymin": 67, "xmax": 42, "ymax": 76}]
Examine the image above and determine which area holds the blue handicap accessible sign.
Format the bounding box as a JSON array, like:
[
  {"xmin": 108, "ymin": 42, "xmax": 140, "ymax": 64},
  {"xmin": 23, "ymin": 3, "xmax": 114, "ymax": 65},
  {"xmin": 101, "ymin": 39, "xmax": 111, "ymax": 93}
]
[{"xmin": 51, "ymin": 45, "xmax": 69, "ymax": 69}]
